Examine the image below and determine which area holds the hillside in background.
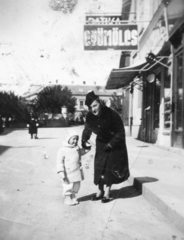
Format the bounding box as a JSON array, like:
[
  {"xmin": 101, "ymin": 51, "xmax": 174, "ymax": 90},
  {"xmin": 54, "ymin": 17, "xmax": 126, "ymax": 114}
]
[{"xmin": 0, "ymin": 0, "xmax": 123, "ymax": 95}]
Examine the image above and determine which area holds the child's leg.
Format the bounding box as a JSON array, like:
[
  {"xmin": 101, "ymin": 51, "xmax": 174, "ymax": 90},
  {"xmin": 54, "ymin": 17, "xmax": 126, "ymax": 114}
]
[
  {"xmin": 62, "ymin": 182, "xmax": 75, "ymax": 205},
  {"xmin": 73, "ymin": 181, "xmax": 81, "ymax": 194},
  {"xmin": 71, "ymin": 182, "xmax": 81, "ymax": 204}
]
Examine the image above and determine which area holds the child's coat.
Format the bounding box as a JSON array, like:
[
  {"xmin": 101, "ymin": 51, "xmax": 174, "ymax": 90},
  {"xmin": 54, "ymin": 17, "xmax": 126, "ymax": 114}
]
[{"xmin": 56, "ymin": 131, "xmax": 87, "ymax": 183}]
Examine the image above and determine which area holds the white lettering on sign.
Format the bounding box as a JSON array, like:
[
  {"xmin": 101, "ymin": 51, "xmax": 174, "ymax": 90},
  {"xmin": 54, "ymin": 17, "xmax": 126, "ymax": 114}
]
[
  {"xmin": 87, "ymin": 17, "xmax": 122, "ymax": 25},
  {"xmin": 84, "ymin": 26, "xmax": 138, "ymax": 50}
]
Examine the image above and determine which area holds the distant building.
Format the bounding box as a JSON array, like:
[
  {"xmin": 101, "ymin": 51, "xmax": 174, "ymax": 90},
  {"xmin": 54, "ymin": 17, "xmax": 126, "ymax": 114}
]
[
  {"xmin": 23, "ymin": 84, "xmax": 122, "ymax": 119},
  {"xmin": 61, "ymin": 85, "xmax": 122, "ymax": 118}
]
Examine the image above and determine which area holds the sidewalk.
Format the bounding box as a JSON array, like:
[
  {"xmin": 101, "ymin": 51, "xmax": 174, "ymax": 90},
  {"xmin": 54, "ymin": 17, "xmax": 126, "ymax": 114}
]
[
  {"xmin": 124, "ymin": 137, "xmax": 184, "ymax": 233},
  {"xmin": 0, "ymin": 127, "xmax": 184, "ymax": 239},
  {"xmin": 88, "ymin": 130, "xmax": 184, "ymax": 233}
]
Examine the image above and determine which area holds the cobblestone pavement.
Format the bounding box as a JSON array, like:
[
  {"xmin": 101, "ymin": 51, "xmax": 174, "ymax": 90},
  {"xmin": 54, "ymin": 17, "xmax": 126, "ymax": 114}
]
[{"xmin": 0, "ymin": 127, "xmax": 184, "ymax": 240}]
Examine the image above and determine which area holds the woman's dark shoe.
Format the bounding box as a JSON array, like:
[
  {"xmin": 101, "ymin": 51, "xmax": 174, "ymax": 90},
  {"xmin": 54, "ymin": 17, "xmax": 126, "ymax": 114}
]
[
  {"xmin": 91, "ymin": 191, "xmax": 104, "ymax": 201},
  {"xmin": 101, "ymin": 196, "xmax": 110, "ymax": 203}
]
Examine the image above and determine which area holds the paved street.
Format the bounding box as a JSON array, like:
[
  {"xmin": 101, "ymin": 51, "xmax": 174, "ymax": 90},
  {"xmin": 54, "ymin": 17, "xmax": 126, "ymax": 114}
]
[{"xmin": 0, "ymin": 127, "xmax": 184, "ymax": 240}]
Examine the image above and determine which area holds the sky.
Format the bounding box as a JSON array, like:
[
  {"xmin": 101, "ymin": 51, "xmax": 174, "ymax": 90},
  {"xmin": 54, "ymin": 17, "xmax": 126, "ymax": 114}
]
[{"xmin": 0, "ymin": 0, "xmax": 123, "ymax": 94}]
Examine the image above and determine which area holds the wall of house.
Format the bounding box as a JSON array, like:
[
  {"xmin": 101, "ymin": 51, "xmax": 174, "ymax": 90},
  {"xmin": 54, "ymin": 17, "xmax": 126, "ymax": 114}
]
[
  {"xmin": 74, "ymin": 95, "xmax": 112, "ymax": 120},
  {"xmin": 129, "ymin": 0, "xmax": 169, "ymax": 141},
  {"xmin": 129, "ymin": 0, "xmax": 184, "ymax": 148}
]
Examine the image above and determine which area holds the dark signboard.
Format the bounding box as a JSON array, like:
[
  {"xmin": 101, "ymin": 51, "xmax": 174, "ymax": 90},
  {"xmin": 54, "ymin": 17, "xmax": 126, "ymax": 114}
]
[{"xmin": 84, "ymin": 24, "xmax": 138, "ymax": 51}]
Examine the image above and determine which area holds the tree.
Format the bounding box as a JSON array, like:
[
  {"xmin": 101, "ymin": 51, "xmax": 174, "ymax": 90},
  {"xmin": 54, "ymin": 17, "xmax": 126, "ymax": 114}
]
[
  {"xmin": 35, "ymin": 85, "xmax": 77, "ymax": 114},
  {"xmin": 0, "ymin": 91, "xmax": 29, "ymax": 121}
]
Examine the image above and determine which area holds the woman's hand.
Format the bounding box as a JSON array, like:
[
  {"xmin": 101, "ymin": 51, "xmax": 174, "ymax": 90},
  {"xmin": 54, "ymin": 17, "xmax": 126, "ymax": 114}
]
[{"xmin": 82, "ymin": 140, "xmax": 91, "ymax": 150}]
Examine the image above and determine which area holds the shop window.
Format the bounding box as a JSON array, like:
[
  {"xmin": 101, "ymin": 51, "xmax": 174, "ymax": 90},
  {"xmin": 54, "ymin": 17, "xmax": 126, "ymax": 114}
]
[
  {"xmin": 119, "ymin": 52, "xmax": 130, "ymax": 68},
  {"xmin": 164, "ymin": 64, "xmax": 171, "ymax": 129}
]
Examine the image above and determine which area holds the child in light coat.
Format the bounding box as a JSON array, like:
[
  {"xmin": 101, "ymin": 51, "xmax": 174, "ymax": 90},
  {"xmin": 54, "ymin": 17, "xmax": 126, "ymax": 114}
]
[{"xmin": 56, "ymin": 130, "xmax": 91, "ymax": 206}]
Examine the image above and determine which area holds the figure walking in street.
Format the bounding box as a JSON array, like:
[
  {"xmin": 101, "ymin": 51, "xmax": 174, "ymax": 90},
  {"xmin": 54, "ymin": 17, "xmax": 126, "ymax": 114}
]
[
  {"xmin": 27, "ymin": 117, "xmax": 39, "ymax": 139},
  {"xmin": 56, "ymin": 130, "xmax": 91, "ymax": 206},
  {"xmin": 82, "ymin": 91, "xmax": 130, "ymax": 203},
  {"xmin": 0, "ymin": 115, "xmax": 4, "ymax": 134}
]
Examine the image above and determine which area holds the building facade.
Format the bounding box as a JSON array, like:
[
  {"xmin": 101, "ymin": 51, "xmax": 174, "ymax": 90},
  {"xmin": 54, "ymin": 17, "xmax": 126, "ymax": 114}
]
[
  {"xmin": 23, "ymin": 84, "xmax": 122, "ymax": 119},
  {"xmin": 106, "ymin": 0, "xmax": 184, "ymax": 149},
  {"xmin": 61, "ymin": 85, "xmax": 122, "ymax": 119}
]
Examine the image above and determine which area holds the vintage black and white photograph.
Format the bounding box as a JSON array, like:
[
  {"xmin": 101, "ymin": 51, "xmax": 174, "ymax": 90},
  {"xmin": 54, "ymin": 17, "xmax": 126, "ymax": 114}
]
[{"xmin": 0, "ymin": 0, "xmax": 184, "ymax": 239}]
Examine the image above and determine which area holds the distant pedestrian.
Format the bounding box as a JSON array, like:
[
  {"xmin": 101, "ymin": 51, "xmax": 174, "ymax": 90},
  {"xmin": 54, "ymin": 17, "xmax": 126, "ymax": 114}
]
[
  {"xmin": 5, "ymin": 117, "xmax": 11, "ymax": 128},
  {"xmin": 79, "ymin": 114, "xmax": 84, "ymax": 125},
  {"xmin": 42, "ymin": 118, "xmax": 46, "ymax": 127},
  {"xmin": 0, "ymin": 115, "xmax": 4, "ymax": 134},
  {"xmin": 56, "ymin": 130, "xmax": 91, "ymax": 206},
  {"xmin": 27, "ymin": 117, "xmax": 39, "ymax": 139},
  {"xmin": 82, "ymin": 91, "xmax": 130, "ymax": 203}
]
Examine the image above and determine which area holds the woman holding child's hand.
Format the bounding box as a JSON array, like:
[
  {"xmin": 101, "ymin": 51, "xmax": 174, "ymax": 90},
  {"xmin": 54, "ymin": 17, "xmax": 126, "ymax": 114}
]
[{"xmin": 82, "ymin": 91, "xmax": 130, "ymax": 203}]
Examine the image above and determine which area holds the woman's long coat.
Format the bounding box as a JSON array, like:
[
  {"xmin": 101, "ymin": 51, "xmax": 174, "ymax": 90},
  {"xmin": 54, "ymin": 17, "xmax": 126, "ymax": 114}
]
[
  {"xmin": 28, "ymin": 119, "xmax": 38, "ymax": 134},
  {"xmin": 82, "ymin": 106, "xmax": 130, "ymax": 185}
]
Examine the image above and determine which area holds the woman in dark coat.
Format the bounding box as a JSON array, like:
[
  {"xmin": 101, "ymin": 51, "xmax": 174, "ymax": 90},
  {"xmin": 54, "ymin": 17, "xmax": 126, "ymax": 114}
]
[
  {"xmin": 82, "ymin": 91, "xmax": 130, "ymax": 203},
  {"xmin": 27, "ymin": 118, "xmax": 39, "ymax": 139}
]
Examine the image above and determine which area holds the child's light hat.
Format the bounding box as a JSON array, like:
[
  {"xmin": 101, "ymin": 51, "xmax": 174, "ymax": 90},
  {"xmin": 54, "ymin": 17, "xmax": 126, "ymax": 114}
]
[{"xmin": 66, "ymin": 129, "xmax": 79, "ymax": 143}]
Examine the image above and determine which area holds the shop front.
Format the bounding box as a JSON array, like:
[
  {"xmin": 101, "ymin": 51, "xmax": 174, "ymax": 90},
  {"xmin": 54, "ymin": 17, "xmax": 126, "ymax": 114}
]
[
  {"xmin": 106, "ymin": 0, "xmax": 184, "ymax": 149},
  {"xmin": 170, "ymin": 16, "xmax": 184, "ymax": 148},
  {"xmin": 142, "ymin": 70, "xmax": 162, "ymax": 143}
]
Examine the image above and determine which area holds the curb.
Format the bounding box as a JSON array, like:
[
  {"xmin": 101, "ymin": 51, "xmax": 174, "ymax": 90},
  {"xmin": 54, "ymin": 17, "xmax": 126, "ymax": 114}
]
[
  {"xmin": 128, "ymin": 169, "xmax": 184, "ymax": 234},
  {"xmin": 76, "ymin": 126, "xmax": 184, "ymax": 233},
  {"xmin": 155, "ymin": 144, "xmax": 184, "ymax": 157}
]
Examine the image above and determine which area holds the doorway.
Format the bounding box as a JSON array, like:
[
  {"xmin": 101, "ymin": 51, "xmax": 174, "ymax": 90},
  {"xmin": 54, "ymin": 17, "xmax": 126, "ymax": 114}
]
[
  {"xmin": 172, "ymin": 49, "xmax": 184, "ymax": 148},
  {"xmin": 143, "ymin": 72, "xmax": 161, "ymax": 143}
]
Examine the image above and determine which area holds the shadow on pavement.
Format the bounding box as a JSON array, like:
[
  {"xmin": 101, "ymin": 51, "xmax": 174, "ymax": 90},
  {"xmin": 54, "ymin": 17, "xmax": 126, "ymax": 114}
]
[
  {"xmin": 38, "ymin": 137, "xmax": 59, "ymax": 139},
  {"xmin": 78, "ymin": 177, "xmax": 158, "ymax": 202},
  {"xmin": 0, "ymin": 145, "xmax": 40, "ymax": 155},
  {"xmin": 111, "ymin": 185, "xmax": 141, "ymax": 199},
  {"xmin": 0, "ymin": 145, "xmax": 12, "ymax": 155},
  {"xmin": 137, "ymin": 145, "xmax": 149, "ymax": 148},
  {"xmin": 78, "ymin": 193, "xmax": 96, "ymax": 202},
  {"xmin": 0, "ymin": 128, "xmax": 26, "ymax": 136},
  {"xmin": 78, "ymin": 186, "xmax": 141, "ymax": 203},
  {"xmin": 13, "ymin": 146, "xmax": 40, "ymax": 148}
]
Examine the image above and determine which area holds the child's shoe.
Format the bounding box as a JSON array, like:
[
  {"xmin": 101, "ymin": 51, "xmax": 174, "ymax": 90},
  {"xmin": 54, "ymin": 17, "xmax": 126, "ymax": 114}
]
[
  {"xmin": 72, "ymin": 198, "xmax": 79, "ymax": 205},
  {"xmin": 71, "ymin": 194, "xmax": 79, "ymax": 205},
  {"xmin": 64, "ymin": 196, "xmax": 75, "ymax": 206}
]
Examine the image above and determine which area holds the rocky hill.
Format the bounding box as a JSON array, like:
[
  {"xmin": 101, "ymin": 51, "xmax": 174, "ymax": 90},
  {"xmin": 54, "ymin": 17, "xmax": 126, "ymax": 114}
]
[{"xmin": 0, "ymin": 0, "xmax": 123, "ymax": 94}]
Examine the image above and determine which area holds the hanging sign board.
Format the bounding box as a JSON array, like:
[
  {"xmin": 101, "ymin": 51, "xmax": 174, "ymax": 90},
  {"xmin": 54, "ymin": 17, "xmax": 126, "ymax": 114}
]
[
  {"xmin": 84, "ymin": 24, "xmax": 138, "ymax": 51},
  {"xmin": 86, "ymin": 15, "xmax": 123, "ymax": 25}
]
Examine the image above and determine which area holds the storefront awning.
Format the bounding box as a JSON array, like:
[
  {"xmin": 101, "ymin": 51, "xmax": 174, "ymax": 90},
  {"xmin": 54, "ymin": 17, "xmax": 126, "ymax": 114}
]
[{"xmin": 105, "ymin": 61, "xmax": 149, "ymax": 90}]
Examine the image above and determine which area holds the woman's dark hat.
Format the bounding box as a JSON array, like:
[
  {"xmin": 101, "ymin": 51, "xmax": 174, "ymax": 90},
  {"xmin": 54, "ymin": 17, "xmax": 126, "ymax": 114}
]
[{"xmin": 85, "ymin": 91, "xmax": 99, "ymax": 107}]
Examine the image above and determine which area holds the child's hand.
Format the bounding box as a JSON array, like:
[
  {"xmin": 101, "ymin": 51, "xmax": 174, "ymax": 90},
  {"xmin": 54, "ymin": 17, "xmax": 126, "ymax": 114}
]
[{"xmin": 58, "ymin": 172, "xmax": 66, "ymax": 181}]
